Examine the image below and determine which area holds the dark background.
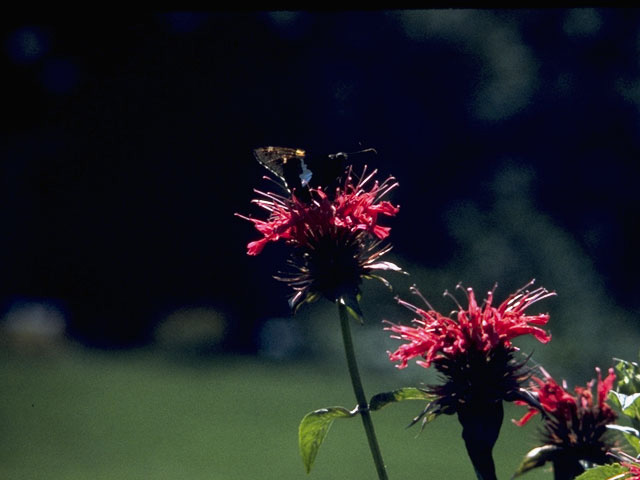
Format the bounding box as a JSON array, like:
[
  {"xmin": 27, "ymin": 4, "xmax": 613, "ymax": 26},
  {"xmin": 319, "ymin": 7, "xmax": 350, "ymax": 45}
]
[{"xmin": 1, "ymin": 10, "xmax": 639, "ymax": 358}]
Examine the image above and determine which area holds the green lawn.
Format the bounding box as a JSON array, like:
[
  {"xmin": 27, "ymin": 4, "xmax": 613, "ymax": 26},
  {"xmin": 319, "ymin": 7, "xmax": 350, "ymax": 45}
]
[{"xmin": 1, "ymin": 345, "xmax": 551, "ymax": 479}]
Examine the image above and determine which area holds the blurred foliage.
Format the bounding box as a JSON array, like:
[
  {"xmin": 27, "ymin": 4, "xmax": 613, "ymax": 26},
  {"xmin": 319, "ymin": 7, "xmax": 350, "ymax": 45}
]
[{"xmin": 613, "ymin": 354, "xmax": 640, "ymax": 396}]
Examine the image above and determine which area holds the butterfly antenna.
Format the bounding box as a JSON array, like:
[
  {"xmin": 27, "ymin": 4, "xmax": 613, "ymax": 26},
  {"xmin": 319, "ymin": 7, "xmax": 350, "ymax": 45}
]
[
  {"xmin": 346, "ymin": 147, "xmax": 378, "ymax": 156},
  {"xmin": 329, "ymin": 147, "xmax": 378, "ymax": 161}
]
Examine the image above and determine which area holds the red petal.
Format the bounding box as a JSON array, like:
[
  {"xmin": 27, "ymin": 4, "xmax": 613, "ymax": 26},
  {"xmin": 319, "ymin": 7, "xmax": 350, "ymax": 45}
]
[{"xmin": 513, "ymin": 408, "xmax": 538, "ymax": 427}]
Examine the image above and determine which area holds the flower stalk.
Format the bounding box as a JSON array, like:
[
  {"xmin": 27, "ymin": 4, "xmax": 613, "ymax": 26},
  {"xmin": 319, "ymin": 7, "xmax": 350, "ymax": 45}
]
[
  {"xmin": 239, "ymin": 158, "xmax": 400, "ymax": 476},
  {"xmin": 458, "ymin": 401, "xmax": 502, "ymax": 480},
  {"xmin": 339, "ymin": 300, "xmax": 389, "ymax": 480},
  {"xmin": 551, "ymin": 455, "xmax": 585, "ymax": 480}
]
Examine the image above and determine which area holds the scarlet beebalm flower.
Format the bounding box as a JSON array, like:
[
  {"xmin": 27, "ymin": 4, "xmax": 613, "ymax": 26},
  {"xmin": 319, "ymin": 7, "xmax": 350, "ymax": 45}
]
[
  {"xmin": 238, "ymin": 167, "xmax": 398, "ymax": 256},
  {"xmin": 386, "ymin": 281, "xmax": 554, "ymax": 371},
  {"xmin": 384, "ymin": 281, "xmax": 555, "ymax": 480},
  {"xmin": 514, "ymin": 367, "xmax": 617, "ymax": 464},
  {"xmin": 237, "ymin": 167, "xmax": 402, "ymax": 310}
]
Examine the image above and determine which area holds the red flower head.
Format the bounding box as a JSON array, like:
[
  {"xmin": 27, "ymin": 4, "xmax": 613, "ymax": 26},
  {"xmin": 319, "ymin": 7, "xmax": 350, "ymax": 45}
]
[
  {"xmin": 237, "ymin": 166, "xmax": 402, "ymax": 310},
  {"xmin": 386, "ymin": 280, "xmax": 554, "ymax": 370},
  {"xmin": 239, "ymin": 166, "xmax": 399, "ymax": 256},
  {"xmin": 385, "ymin": 281, "xmax": 555, "ymax": 480},
  {"xmin": 512, "ymin": 367, "xmax": 618, "ymax": 477},
  {"xmin": 515, "ymin": 366, "xmax": 617, "ymax": 439}
]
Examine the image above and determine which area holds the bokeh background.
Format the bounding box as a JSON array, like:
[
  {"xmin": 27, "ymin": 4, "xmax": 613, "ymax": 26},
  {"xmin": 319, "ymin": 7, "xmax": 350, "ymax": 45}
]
[{"xmin": 2, "ymin": 9, "xmax": 640, "ymax": 479}]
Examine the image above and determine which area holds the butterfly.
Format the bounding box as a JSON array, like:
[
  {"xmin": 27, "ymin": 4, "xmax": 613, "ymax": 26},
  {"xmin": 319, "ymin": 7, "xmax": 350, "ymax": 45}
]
[
  {"xmin": 253, "ymin": 146, "xmax": 377, "ymax": 195},
  {"xmin": 253, "ymin": 147, "xmax": 313, "ymax": 193}
]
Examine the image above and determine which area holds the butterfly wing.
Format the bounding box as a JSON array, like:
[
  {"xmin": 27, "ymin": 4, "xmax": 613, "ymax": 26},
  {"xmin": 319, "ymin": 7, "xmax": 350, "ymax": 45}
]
[
  {"xmin": 253, "ymin": 147, "xmax": 311, "ymax": 191},
  {"xmin": 314, "ymin": 148, "xmax": 377, "ymax": 190},
  {"xmin": 253, "ymin": 146, "xmax": 375, "ymax": 192}
]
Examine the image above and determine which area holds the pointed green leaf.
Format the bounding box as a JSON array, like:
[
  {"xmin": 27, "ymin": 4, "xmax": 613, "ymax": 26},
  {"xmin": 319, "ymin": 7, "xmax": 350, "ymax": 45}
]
[
  {"xmin": 606, "ymin": 424, "xmax": 640, "ymax": 437},
  {"xmin": 610, "ymin": 390, "xmax": 623, "ymax": 410},
  {"xmin": 417, "ymin": 411, "xmax": 439, "ymax": 432},
  {"xmin": 369, "ymin": 387, "xmax": 436, "ymax": 411},
  {"xmin": 298, "ymin": 406, "xmax": 357, "ymax": 474},
  {"xmin": 338, "ymin": 294, "xmax": 363, "ymax": 325},
  {"xmin": 613, "ymin": 391, "xmax": 640, "ymax": 412},
  {"xmin": 607, "ymin": 424, "xmax": 640, "ymax": 454},
  {"xmin": 407, "ymin": 401, "xmax": 444, "ymax": 430},
  {"xmin": 610, "ymin": 391, "xmax": 640, "ymax": 421},
  {"xmin": 573, "ymin": 463, "xmax": 629, "ymax": 480},
  {"xmin": 512, "ymin": 445, "xmax": 561, "ymax": 478},
  {"xmin": 622, "ymin": 433, "xmax": 640, "ymax": 455}
]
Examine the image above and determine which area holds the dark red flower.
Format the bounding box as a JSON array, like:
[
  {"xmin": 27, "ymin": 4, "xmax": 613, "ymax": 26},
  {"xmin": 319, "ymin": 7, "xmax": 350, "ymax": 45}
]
[
  {"xmin": 515, "ymin": 367, "xmax": 617, "ymax": 443},
  {"xmin": 237, "ymin": 166, "xmax": 402, "ymax": 310},
  {"xmin": 512, "ymin": 368, "xmax": 618, "ymax": 478}
]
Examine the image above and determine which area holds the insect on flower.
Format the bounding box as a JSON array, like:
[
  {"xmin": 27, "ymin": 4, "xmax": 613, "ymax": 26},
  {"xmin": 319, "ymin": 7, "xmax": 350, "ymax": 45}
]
[
  {"xmin": 253, "ymin": 146, "xmax": 378, "ymax": 197},
  {"xmin": 243, "ymin": 146, "xmax": 398, "ymax": 479},
  {"xmin": 237, "ymin": 147, "xmax": 401, "ymax": 313},
  {"xmin": 253, "ymin": 147, "xmax": 313, "ymax": 194}
]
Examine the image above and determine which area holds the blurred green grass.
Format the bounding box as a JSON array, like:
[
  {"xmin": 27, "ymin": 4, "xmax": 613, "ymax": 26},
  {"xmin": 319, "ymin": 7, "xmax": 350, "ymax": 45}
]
[{"xmin": 1, "ymin": 346, "xmax": 552, "ymax": 479}]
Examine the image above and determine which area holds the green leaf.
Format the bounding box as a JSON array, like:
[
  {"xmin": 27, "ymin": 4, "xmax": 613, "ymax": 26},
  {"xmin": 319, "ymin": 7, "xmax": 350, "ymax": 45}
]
[
  {"xmin": 610, "ymin": 391, "xmax": 640, "ymax": 421},
  {"xmin": 338, "ymin": 294, "xmax": 364, "ymax": 325},
  {"xmin": 614, "ymin": 357, "xmax": 640, "ymax": 395},
  {"xmin": 606, "ymin": 424, "xmax": 640, "ymax": 437},
  {"xmin": 610, "ymin": 391, "xmax": 623, "ymax": 410},
  {"xmin": 369, "ymin": 387, "xmax": 436, "ymax": 411},
  {"xmin": 622, "ymin": 432, "xmax": 640, "ymax": 455},
  {"xmin": 573, "ymin": 463, "xmax": 629, "ymax": 480},
  {"xmin": 607, "ymin": 424, "xmax": 640, "ymax": 454},
  {"xmin": 369, "ymin": 388, "xmax": 441, "ymax": 432},
  {"xmin": 298, "ymin": 406, "xmax": 357, "ymax": 474},
  {"xmin": 511, "ymin": 445, "xmax": 561, "ymax": 478},
  {"xmin": 414, "ymin": 409, "xmax": 440, "ymax": 431}
]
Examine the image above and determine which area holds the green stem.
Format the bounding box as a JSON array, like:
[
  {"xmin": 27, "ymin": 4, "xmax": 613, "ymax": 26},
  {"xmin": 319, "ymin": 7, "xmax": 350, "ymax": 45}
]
[{"xmin": 338, "ymin": 302, "xmax": 389, "ymax": 480}]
